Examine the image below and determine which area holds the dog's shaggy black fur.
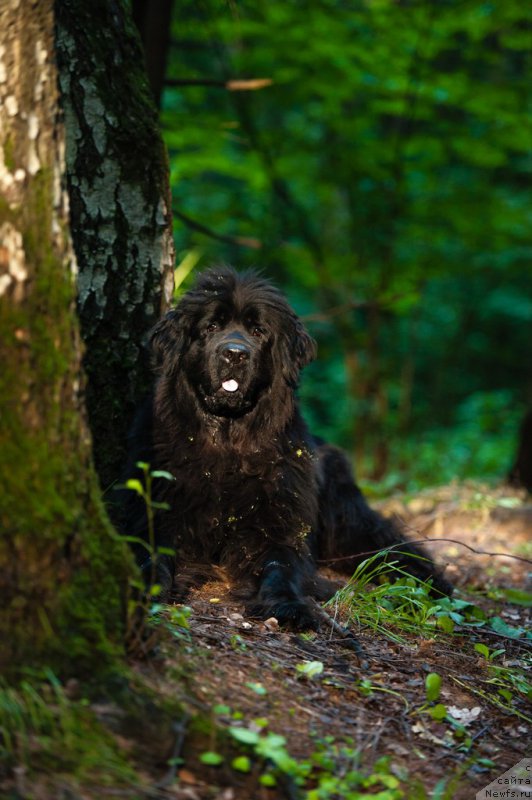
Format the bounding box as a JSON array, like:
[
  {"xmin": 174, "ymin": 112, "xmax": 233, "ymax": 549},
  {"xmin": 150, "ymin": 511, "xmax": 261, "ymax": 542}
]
[{"xmin": 121, "ymin": 267, "xmax": 451, "ymax": 629}]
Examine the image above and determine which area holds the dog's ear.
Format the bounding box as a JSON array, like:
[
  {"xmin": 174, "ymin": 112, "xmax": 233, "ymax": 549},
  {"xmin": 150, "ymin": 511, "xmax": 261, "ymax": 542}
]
[
  {"xmin": 294, "ymin": 319, "xmax": 317, "ymax": 369},
  {"xmin": 149, "ymin": 309, "xmax": 188, "ymax": 374},
  {"xmin": 280, "ymin": 316, "xmax": 317, "ymax": 387}
]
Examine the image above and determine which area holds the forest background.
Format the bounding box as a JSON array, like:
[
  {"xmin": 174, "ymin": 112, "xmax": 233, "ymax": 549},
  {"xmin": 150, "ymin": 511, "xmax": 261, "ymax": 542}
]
[
  {"xmin": 148, "ymin": 0, "xmax": 531, "ymax": 493},
  {"xmin": 0, "ymin": 2, "xmax": 530, "ymax": 796}
]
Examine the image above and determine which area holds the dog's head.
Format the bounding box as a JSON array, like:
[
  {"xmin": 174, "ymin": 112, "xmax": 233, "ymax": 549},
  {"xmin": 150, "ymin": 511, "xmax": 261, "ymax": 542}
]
[{"xmin": 150, "ymin": 266, "xmax": 316, "ymax": 418}]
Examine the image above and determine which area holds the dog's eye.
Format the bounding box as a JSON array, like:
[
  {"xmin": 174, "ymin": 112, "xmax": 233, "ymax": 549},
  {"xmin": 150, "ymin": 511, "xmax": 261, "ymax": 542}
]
[
  {"xmin": 206, "ymin": 322, "xmax": 218, "ymax": 333},
  {"xmin": 251, "ymin": 326, "xmax": 265, "ymax": 337}
]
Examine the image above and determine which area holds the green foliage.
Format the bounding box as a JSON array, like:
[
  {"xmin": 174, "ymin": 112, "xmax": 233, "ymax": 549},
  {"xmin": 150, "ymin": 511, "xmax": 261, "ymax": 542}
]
[
  {"xmin": 199, "ymin": 750, "xmax": 224, "ymax": 766},
  {"xmin": 226, "ymin": 724, "xmax": 411, "ymax": 798},
  {"xmin": 425, "ymin": 673, "xmax": 442, "ymax": 703},
  {"xmin": 358, "ymin": 391, "xmax": 526, "ymax": 494},
  {"xmin": 210, "ymin": 662, "xmax": 516, "ymax": 795},
  {"xmin": 0, "ymin": 674, "xmax": 134, "ymax": 785},
  {"xmin": 295, "ymin": 660, "xmax": 325, "ymax": 680},
  {"xmin": 334, "ymin": 558, "xmax": 531, "ymax": 723},
  {"xmin": 336, "ymin": 559, "xmax": 531, "ymax": 646},
  {"xmin": 161, "ymin": 0, "xmax": 530, "ymax": 484},
  {"xmin": 121, "ymin": 463, "xmax": 192, "ymax": 653}
]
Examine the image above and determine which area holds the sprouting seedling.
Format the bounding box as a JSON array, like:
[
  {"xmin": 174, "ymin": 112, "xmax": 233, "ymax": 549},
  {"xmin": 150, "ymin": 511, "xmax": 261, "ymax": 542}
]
[
  {"xmin": 474, "ymin": 643, "xmax": 506, "ymax": 661},
  {"xmin": 422, "ymin": 672, "xmax": 448, "ymax": 721},
  {"xmin": 123, "ymin": 461, "xmax": 175, "ymax": 590},
  {"xmin": 121, "ymin": 463, "xmax": 176, "ymax": 653}
]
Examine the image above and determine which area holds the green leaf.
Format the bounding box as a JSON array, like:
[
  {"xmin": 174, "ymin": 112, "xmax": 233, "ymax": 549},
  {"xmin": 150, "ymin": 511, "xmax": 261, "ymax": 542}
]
[
  {"xmin": 490, "ymin": 616, "xmax": 526, "ymax": 639},
  {"xmin": 425, "ymin": 673, "xmax": 442, "ymax": 702},
  {"xmin": 477, "ymin": 758, "xmax": 496, "ymax": 768},
  {"xmin": 499, "ymin": 588, "xmax": 532, "ymax": 608},
  {"xmin": 437, "ymin": 615, "xmax": 455, "ymax": 633},
  {"xmin": 474, "ymin": 643, "xmax": 490, "ymax": 659},
  {"xmin": 260, "ymin": 773, "xmax": 277, "ymax": 787},
  {"xmin": 156, "ymin": 546, "xmax": 175, "ymax": 556},
  {"xmin": 429, "ymin": 703, "xmax": 447, "ymax": 721},
  {"xmin": 229, "ymin": 727, "xmax": 260, "ymax": 745},
  {"xmin": 151, "ymin": 470, "xmax": 175, "ymax": 481},
  {"xmin": 199, "ymin": 751, "xmax": 223, "ymax": 766},
  {"xmin": 120, "ymin": 536, "xmax": 151, "ymax": 550},
  {"xmin": 232, "ymin": 756, "xmax": 251, "ymax": 772},
  {"xmin": 449, "ymin": 612, "xmax": 465, "ymax": 624},
  {"xmin": 295, "ymin": 660, "xmax": 324, "ymax": 678},
  {"xmin": 245, "ymin": 682, "xmax": 267, "ymax": 695},
  {"xmin": 213, "ymin": 704, "xmax": 231, "ymax": 715},
  {"xmin": 124, "ymin": 479, "xmax": 144, "ymax": 496}
]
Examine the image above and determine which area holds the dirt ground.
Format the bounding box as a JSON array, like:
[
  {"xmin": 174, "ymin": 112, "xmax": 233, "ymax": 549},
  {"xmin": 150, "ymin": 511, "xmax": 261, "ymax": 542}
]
[{"xmin": 132, "ymin": 483, "xmax": 531, "ymax": 800}]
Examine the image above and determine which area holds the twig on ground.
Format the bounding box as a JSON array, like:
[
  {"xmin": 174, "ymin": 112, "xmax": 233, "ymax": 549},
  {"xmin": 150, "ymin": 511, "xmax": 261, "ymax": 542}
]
[
  {"xmin": 308, "ymin": 598, "xmax": 367, "ymax": 666},
  {"xmin": 317, "ymin": 536, "xmax": 532, "ymax": 567},
  {"xmin": 154, "ymin": 714, "xmax": 190, "ymax": 789}
]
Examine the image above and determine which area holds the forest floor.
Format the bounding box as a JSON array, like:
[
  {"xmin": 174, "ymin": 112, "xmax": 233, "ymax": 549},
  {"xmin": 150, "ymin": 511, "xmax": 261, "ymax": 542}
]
[
  {"xmin": 2, "ymin": 482, "xmax": 530, "ymax": 800},
  {"xmin": 129, "ymin": 482, "xmax": 531, "ymax": 800}
]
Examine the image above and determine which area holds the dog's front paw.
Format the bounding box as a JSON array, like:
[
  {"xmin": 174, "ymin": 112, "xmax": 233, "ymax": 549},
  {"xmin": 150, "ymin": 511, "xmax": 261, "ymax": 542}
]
[
  {"xmin": 428, "ymin": 573, "xmax": 454, "ymax": 597},
  {"xmin": 247, "ymin": 600, "xmax": 319, "ymax": 631}
]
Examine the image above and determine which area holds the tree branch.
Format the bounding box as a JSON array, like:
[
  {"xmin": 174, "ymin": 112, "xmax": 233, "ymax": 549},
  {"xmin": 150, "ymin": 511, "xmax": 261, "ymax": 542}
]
[
  {"xmin": 173, "ymin": 207, "xmax": 261, "ymax": 249},
  {"xmin": 165, "ymin": 77, "xmax": 272, "ymax": 91},
  {"xmin": 316, "ymin": 537, "xmax": 532, "ymax": 567}
]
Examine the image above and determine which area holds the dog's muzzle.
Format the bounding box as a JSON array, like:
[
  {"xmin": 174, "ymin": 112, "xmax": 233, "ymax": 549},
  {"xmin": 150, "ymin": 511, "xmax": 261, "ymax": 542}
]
[{"xmin": 217, "ymin": 331, "xmax": 251, "ymax": 366}]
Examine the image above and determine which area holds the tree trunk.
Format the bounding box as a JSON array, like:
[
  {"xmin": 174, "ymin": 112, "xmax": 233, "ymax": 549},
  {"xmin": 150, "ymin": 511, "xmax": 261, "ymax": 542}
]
[
  {"xmin": 55, "ymin": 0, "xmax": 175, "ymax": 491},
  {"xmin": 0, "ymin": 0, "xmax": 172, "ymax": 677},
  {"xmin": 132, "ymin": 0, "xmax": 174, "ymax": 108},
  {"xmin": 508, "ymin": 410, "xmax": 532, "ymax": 493}
]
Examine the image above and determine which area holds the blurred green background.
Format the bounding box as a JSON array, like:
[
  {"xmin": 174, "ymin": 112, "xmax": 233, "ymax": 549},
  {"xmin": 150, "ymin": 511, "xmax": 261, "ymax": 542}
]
[{"xmin": 139, "ymin": 0, "xmax": 531, "ymax": 492}]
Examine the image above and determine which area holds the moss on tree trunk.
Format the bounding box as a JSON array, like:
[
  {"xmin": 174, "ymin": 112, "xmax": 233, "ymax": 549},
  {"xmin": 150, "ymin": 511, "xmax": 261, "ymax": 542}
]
[{"xmin": 0, "ymin": 0, "xmax": 172, "ymax": 678}]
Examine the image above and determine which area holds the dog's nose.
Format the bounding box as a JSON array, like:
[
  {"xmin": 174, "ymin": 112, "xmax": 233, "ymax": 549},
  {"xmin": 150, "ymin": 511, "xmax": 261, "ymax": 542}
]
[{"xmin": 220, "ymin": 341, "xmax": 250, "ymax": 364}]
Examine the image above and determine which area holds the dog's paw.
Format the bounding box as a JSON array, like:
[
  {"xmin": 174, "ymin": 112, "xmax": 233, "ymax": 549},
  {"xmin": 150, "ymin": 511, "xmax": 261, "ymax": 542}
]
[
  {"xmin": 247, "ymin": 600, "xmax": 319, "ymax": 631},
  {"xmin": 428, "ymin": 573, "xmax": 454, "ymax": 598}
]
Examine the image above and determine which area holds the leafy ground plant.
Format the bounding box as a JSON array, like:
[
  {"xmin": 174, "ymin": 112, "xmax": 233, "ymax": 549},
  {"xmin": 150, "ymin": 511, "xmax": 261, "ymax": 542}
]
[
  {"xmin": 333, "ymin": 553, "xmax": 531, "ymax": 724},
  {"xmin": 204, "ymin": 706, "xmax": 465, "ymax": 800}
]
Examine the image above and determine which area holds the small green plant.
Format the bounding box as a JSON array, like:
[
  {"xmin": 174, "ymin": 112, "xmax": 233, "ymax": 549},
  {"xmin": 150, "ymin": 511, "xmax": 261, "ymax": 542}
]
[
  {"xmin": 229, "ymin": 634, "xmax": 247, "ymax": 651},
  {"xmin": 121, "ymin": 462, "xmax": 178, "ymax": 652},
  {"xmin": 295, "ymin": 660, "xmax": 324, "ymax": 679},
  {"xmin": 474, "ymin": 643, "xmax": 505, "ymax": 661},
  {"xmin": 245, "ymin": 682, "xmax": 267, "ymax": 695},
  {"xmin": 334, "ymin": 554, "xmax": 531, "ymax": 646},
  {"xmin": 122, "ymin": 461, "xmax": 175, "ymax": 590},
  {"xmin": 413, "ymin": 672, "xmax": 448, "ymax": 722},
  {"xmin": 222, "ymin": 716, "xmax": 418, "ymax": 797},
  {"xmin": 199, "ymin": 751, "xmax": 224, "ymax": 766}
]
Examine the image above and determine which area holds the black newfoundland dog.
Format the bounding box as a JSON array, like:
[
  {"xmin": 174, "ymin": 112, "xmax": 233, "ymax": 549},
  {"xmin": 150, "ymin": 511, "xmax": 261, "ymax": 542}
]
[{"xmin": 121, "ymin": 267, "xmax": 451, "ymax": 629}]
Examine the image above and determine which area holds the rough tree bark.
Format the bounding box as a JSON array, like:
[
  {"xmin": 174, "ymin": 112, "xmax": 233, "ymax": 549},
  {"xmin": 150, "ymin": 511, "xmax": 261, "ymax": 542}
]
[
  {"xmin": 56, "ymin": 0, "xmax": 175, "ymax": 491},
  {"xmin": 0, "ymin": 0, "xmax": 173, "ymax": 676}
]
